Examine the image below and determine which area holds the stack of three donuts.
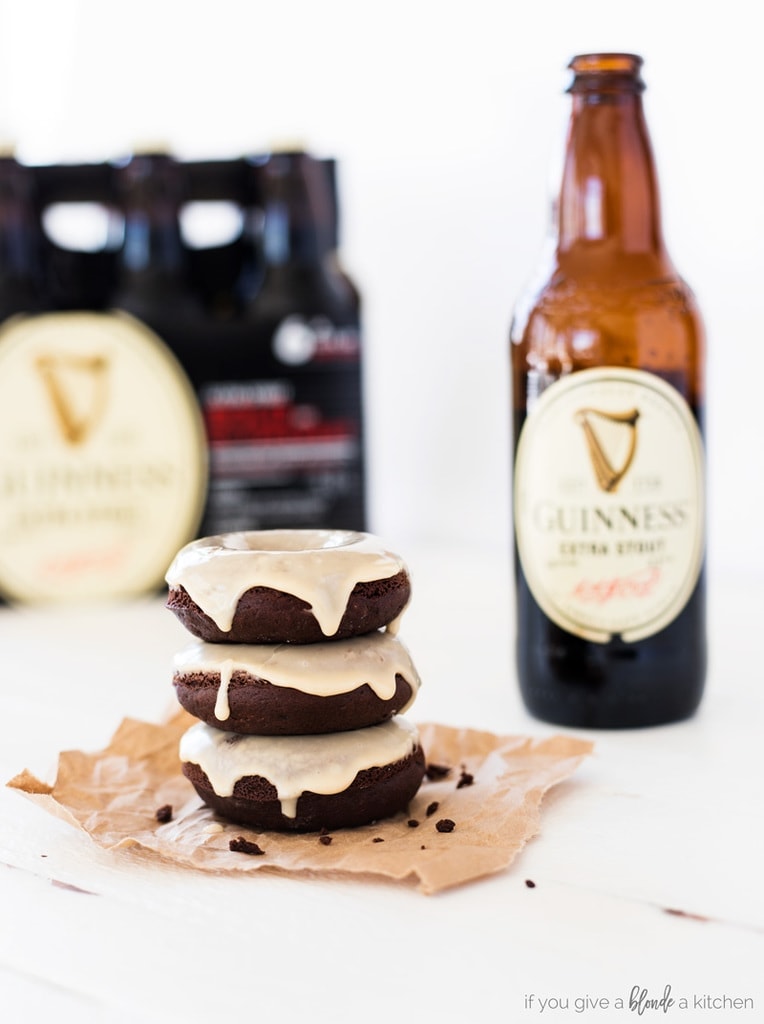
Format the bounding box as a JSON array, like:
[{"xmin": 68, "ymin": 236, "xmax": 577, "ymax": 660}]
[{"xmin": 165, "ymin": 530, "xmax": 426, "ymax": 833}]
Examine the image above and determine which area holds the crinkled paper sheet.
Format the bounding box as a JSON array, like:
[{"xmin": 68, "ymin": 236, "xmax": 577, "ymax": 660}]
[{"xmin": 8, "ymin": 711, "xmax": 592, "ymax": 894}]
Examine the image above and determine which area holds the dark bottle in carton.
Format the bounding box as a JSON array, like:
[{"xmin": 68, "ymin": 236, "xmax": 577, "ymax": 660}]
[
  {"xmin": 0, "ymin": 152, "xmax": 46, "ymax": 318},
  {"xmin": 112, "ymin": 150, "xmax": 202, "ymax": 328},
  {"xmin": 197, "ymin": 150, "xmax": 366, "ymax": 535},
  {"xmin": 0, "ymin": 151, "xmax": 206, "ymax": 603},
  {"xmin": 0, "ymin": 152, "xmax": 47, "ymax": 607}
]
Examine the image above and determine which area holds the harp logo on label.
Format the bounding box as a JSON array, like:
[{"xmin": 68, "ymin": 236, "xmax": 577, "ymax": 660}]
[
  {"xmin": 575, "ymin": 404, "xmax": 640, "ymax": 493},
  {"xmin": 35, "ymin": 351, "xmax": 110, "ymax": 446}
]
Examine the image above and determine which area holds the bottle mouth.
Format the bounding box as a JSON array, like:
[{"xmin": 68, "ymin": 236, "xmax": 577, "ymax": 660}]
[{"xmin": 567, "ymin": 52, "xmax": 645, "ymax": 94}]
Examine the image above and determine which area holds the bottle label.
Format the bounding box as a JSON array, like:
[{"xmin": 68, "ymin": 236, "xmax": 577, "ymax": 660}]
[
  {"xmin": 514, "ymin": 367, "xmax": 704, "ymax": 643},
  {"xmin": 199, "ymin": 317, "xmax": 364, "ymax": 534},
  {"xmin": 0, "ymin": 311, "xmax": 207, "ymax": 602}
]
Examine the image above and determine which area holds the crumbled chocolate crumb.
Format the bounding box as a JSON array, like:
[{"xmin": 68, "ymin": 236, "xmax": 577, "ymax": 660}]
[
  {"xmin": 407, "ymin": 819, "xmax": 419, "ymax": 828},
  {"xmin": 525, "ymin": 879, "xmax": 536, "ymax": 888},
  {"xmin": 319, "ymin": 834, "xmax": 333, "ymax": 846},
  {"xmin": 155, "ymin": 804, "xmax": 173, "ymax": 823},
  {"xmin": 425, "ymin": 801, "xmax": 439, "ymax": 817},
  {"xmin": 425, "ymin": 762, "xmax": 451, "ymax": 780},
  {"xmin": 372, "ymin": 837, "xmax": 384, "ymax": 843},
  {"xmin": 435, "ymin": 818, "xmax": 456, "ymax": 833},
  {"xmin": 229, "ymin": 836, "xmax": 265, "ymax": 856},
  {"xmin": 456, "ymin": 770, "xmax": 474, "ymax": 789}
]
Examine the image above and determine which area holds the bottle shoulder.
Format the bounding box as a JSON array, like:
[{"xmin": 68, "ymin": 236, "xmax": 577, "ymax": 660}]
[
  {"xmin": 512, "ymin": 260, "xmax": 703, "ymax": 340},
  {"xmin": 246, "ymin": 261, "xmax": 360, "ymax": 325},
  {"xmin": 528, "ymin": 270, "xmax": 698, "ymax": 314},
  {"xmin": 510, "ymin": 260, "xmax": 705, "ymax": 407},
  {"xmin": 113, "ymin": 281, "xmax": 203, "ymax": 326}
]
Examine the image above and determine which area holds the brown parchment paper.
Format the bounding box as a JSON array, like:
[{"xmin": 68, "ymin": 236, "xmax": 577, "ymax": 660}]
[{"xmin": 7, "ymin": 711, "xmax": 593, "ymax": 894}]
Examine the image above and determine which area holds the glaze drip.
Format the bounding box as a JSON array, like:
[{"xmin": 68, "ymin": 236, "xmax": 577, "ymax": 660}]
[
  {"xmin": 174, "ymin": 632, "xmax": 421, "ymax": 722},
  {"xmin": 179, "ymin": 717, "xmax": 420, "ymax": 818}
]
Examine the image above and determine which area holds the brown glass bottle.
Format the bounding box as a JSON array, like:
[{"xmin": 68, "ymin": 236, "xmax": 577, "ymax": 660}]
[{"xmin": 510, "ymin": 54, "xmax": 706, "ymax": 728}]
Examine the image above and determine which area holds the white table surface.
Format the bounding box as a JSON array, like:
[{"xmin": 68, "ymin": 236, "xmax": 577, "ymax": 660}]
[{"xmin": 1, "ymin": 542, "xmax": 762, "ymax": 1024}]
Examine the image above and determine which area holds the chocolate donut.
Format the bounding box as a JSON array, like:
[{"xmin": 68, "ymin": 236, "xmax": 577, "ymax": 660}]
[
  {"xmin": 173, "ymin": 633, "xmax": 421, "ymax": 735},
  {"xmin": 180, "ymin": 718, "xmax": 426, "ymax": 832},
  {"xmin": 165, "ymin": 530, "xmax": 411, "ymax": 644}
]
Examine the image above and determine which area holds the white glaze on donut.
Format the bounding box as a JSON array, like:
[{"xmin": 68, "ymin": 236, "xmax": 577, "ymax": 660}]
[
  {"xmin": 173, "ymin": 632, "xmax": 422, "ymax": 723},
  {"xmin": 179, "ymin": 717, "xmax": 420, "ymax": 818},
  {"xmin": 165, "ymin": 530, "xmax": 408, "ymax": 636}
]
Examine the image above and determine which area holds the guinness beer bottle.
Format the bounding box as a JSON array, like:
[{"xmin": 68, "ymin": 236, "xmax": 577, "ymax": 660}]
[
  {"xmin": 0, "ymin": 149, "xmax": 206, "ymax": 604},
  {"xmin": 510, "ymin": 54, "xmax": 706, "ymax": 728},
  {"xmin": 0, "ymin": 152, "xmax": 45, "ymax": 606}
]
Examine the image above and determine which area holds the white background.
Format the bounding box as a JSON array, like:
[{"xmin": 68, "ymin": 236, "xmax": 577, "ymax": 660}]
[{"xmin": 1, "ymin": 0, "xmax": 762, "ymax": 580}]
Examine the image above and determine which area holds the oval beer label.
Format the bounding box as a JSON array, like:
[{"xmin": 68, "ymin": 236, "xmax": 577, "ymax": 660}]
[
  {"xmin": 514, "ymin": 367, "xmax": 704, "ymax": 643},
  {"xmin": 0, "ymin": 311, "xmax": 207, "ymax": 602}
]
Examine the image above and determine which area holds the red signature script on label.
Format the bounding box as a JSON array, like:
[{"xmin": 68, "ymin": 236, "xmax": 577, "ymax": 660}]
[{"xmin": 571, "ymin": 566, "xmax": 661, "ymax": 604}]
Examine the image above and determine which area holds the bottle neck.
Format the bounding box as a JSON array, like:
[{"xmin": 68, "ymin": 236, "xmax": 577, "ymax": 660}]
[
  {"xmin": 115, "ymin": 155, "xmax": 189, "ymax": 291},
  {"xmin": 261, "ymin": 198, "xmax": 331, "ymax": 268},
  {"xmin": 556, "ymin": 60, "xmax": 671, "ymax": 274},
  {"xmin": 257, "ymin": 152, "xmax": 334, "ymax": 273},
  {"xmin": 120, "ymin": 206, "xmax": 186, "ymax": 281},
  {"xmin": 0, "ymin": 157, "xmax": 44, "ymax": 312}
]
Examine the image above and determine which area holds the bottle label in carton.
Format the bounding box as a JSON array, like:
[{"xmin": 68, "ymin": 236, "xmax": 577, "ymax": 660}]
[
  {"xmin": 514, "ymin": 367, "xmax": 704, "ymax": 643},
  {"xmin": 0, "ymin": 311, "xmax": 207, "ymax": 602},
  {"xmin": 198, "ymin": 316, "xmax": 365, "ymax": 535}
]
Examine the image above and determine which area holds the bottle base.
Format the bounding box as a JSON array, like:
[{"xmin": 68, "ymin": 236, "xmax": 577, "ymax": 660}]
[
  {"xmin": 513, "ymin": 573, "xmax": 707, "ymax": 730},
  {"xmin": 518, "ymin": 680, "xmax": 704, "ymax": 730}
]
